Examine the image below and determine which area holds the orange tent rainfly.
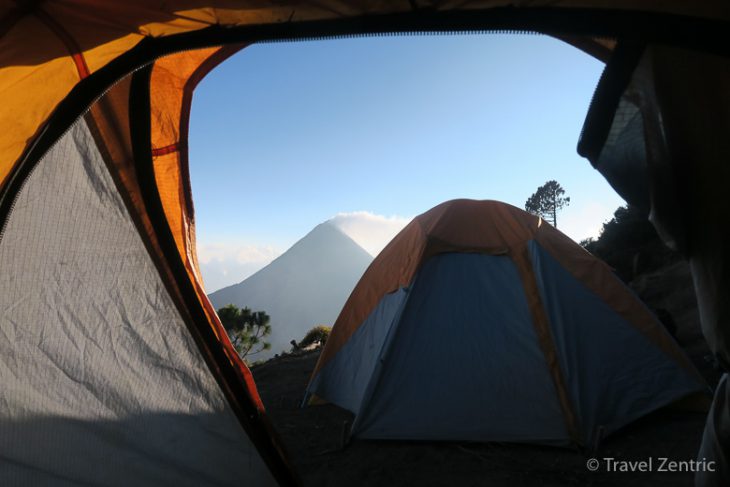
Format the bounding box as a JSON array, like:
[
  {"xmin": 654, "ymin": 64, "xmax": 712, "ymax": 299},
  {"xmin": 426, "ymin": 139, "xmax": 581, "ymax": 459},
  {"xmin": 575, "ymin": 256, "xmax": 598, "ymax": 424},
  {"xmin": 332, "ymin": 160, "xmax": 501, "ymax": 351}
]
[{"xmin": 1, "ymin": 2, "xmax": 729, "ymax": 486}]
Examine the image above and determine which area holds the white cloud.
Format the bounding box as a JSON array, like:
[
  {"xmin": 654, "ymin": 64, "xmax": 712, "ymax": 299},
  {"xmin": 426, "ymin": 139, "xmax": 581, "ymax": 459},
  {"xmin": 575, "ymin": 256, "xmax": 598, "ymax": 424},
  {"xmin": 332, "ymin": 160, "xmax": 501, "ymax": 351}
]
[
  {"xmin": 329, "ymin": 211, "xmax": 412, "ymax": 256},
  {"xmin": 196, "ymin": 242, "xmax": 281, "ymax": 293},
  {"xmin": 557, "ymin": 201, "xmax": 617, "ymax": 243}
]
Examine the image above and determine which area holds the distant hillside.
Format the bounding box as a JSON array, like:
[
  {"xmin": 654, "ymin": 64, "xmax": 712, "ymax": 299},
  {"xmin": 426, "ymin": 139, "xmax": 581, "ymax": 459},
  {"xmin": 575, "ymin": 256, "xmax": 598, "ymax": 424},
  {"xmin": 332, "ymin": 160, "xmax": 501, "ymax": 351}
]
[{"xmin": 208, "ymin": 221, "xmax": 373, "ymax": 360}]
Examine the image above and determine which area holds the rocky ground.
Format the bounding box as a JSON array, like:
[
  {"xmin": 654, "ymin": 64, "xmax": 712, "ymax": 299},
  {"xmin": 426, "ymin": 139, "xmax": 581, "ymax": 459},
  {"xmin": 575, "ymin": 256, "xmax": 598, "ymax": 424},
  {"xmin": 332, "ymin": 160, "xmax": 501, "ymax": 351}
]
[{"xmin": 252, "ymin": 261, "xmax": 720, "ymax": 486}]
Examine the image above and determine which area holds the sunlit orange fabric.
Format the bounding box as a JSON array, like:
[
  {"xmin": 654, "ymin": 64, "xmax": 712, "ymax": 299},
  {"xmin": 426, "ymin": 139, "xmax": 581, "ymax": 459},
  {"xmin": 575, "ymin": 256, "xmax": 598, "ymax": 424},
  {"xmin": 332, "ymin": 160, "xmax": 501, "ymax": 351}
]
[
  {"xmin": 150, "ymin": 48, "xmax": 220, "ymax": 281},
  {"xmin": 2, "ymin": 0, "xmax": 729, "ymax": 190},
  {"xmin": 149, "ymin": 45, "xmax": 246, "ymax": 346}
]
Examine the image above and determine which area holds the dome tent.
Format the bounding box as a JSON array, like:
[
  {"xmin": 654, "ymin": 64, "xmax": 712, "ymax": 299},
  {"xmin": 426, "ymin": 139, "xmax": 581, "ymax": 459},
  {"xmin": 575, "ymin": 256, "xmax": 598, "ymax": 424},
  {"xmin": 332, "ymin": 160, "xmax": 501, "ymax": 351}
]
[{"xmin": 305, "ymin": 199, "xmax": 708, "ymax": 447}]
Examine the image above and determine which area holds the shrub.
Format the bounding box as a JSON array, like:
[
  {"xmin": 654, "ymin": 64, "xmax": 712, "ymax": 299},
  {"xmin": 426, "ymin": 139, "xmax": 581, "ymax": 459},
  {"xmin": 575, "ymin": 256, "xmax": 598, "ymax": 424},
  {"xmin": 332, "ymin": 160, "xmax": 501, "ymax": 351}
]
[{"xmin": 299, "ymin": 325, "xmax": 331, "ymax": 349}]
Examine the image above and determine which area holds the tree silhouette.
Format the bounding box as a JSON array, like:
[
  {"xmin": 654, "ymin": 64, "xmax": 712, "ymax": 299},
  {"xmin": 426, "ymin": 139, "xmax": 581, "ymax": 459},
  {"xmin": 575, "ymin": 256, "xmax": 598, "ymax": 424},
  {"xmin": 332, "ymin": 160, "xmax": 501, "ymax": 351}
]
[
  {"xmin": 580, "ymin": 205, "xmax": 680, "ymax": 282},
  {"xmin": 525, "ymin": 180, "xmax": 570, "ymax": 227},
  {"xmin": 217, "ymin": 304, "xmax": 272, "ymax": 361}
]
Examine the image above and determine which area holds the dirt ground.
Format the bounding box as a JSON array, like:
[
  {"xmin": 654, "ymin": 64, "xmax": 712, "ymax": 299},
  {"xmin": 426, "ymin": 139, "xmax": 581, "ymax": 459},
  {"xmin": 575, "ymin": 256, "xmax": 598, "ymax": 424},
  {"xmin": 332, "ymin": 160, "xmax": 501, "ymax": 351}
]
[{"xmin": 252, "ymin": 261, "xmax": 720, "ymax": 487}]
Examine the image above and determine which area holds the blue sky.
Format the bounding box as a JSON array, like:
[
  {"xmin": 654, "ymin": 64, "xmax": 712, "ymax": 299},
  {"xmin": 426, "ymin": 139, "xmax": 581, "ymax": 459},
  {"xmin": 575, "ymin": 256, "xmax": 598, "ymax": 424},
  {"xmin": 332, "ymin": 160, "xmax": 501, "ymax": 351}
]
[{"xmin": 189, "ymin": 34, "xmax": 625, "ymax": 291}]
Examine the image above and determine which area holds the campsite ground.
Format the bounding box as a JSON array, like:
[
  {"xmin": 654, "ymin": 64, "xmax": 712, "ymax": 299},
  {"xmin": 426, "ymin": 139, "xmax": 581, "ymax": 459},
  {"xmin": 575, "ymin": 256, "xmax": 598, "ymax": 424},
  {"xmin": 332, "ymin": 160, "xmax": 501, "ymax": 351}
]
[{"xmin": 252, "ymin": 261, "xmax": 720, "ymax": 486}]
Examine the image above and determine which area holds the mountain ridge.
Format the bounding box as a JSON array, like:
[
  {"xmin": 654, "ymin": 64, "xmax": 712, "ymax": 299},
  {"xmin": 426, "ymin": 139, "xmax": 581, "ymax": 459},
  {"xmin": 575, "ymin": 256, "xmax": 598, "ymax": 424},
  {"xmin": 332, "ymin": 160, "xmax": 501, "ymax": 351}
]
[{"xmin": 208, "ymin": 220, "xmax": 373, "ymax": 359}]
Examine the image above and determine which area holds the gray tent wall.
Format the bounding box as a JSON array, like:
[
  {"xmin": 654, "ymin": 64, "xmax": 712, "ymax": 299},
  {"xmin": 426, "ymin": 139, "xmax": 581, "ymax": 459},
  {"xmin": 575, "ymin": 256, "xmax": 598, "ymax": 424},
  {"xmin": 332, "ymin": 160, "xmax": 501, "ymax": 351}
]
[
  {"xmin": 0, "ymin": 119, "xmax": 277, "ymax": 486},
  {"xmin": 353, "ymin": 252, "xmax": 571, "ymax": 444},
  {"xmin": 304, "ymin": 288, "xmax": 409, "ymax": 416}
]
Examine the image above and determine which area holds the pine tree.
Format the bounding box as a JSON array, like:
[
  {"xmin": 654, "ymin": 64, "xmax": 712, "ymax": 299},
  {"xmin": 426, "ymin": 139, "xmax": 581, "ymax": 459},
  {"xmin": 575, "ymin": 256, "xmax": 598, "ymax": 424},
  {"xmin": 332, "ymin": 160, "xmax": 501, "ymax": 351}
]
[
  {"xmin": 525, "ymin": 180, "xmax": 570, "ymax": 227},
  {"xmin": 217, "ymin": 304, "xmax": 272, "ymax": 361}
]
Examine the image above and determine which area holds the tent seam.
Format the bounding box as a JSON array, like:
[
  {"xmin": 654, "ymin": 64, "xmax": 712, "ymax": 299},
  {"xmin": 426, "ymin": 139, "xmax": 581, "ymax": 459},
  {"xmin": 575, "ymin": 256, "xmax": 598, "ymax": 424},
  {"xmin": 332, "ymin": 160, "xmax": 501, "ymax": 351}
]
[
  {"xmin": 33, "ymin": 7, "xmax": 90, "ymax": 79},
  {"xmin": 511, "ymin": 243, "xmax": 583, "ymax": 447}
]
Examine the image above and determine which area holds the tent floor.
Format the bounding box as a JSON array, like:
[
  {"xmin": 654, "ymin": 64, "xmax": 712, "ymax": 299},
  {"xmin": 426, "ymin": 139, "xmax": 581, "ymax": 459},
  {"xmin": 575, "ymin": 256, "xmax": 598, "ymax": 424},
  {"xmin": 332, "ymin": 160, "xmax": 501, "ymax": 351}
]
[{"xmin": 253, "ymin": 348, "xmax": 713, "ymax": 487}]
